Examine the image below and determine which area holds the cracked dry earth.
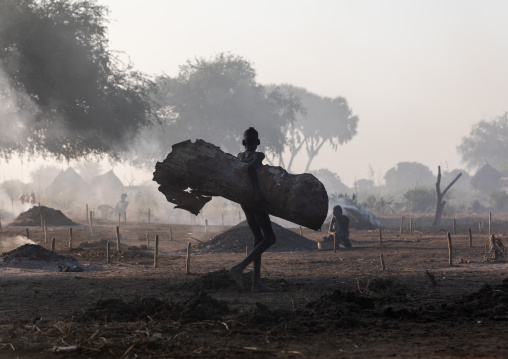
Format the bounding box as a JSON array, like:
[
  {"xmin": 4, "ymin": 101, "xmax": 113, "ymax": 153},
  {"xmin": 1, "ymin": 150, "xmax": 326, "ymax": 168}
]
[{"xmin": 1, "ymin": 215, "xmax": 508, "ymax": 358}]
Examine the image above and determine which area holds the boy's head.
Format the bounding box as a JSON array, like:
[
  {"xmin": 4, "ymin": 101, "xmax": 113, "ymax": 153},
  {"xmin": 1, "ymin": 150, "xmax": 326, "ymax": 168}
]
[
  {"xmin": 242, "ymin": 127, "xmax": 260, "ymax": 148},
  {"xmin": 332, "ymin": 205, "xmax": 343, "ymax": 218}
]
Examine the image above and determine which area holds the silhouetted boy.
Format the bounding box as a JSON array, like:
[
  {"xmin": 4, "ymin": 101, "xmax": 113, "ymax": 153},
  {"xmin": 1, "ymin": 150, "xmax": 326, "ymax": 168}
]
[
  {"xmin": 229, "ymin": 127, "xmax": 276, "ymax": 293},
  {"xmin": 324, "ymin": 205, "xmax": 351, "ymax": 248}
]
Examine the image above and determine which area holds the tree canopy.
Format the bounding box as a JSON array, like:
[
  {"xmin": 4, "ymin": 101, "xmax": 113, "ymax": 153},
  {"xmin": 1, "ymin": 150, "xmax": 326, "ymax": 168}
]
[
  {"xmin": 384, "ymin": 162, "xmax": 435, "ymax": 190},
  {"xmin": 0, "ymin": 0, "xmax": 156, "ymax": 160},
  {"xmin": 272, "ymin": 85, "xmax": 359, "ymax": 172},
  {"xmin": 131, "ymin": 53, "xmax": 303, "ymax": 165},
  {"xmin": 457, "ymin": 113, "xmax": 508, "ymax": 170}
]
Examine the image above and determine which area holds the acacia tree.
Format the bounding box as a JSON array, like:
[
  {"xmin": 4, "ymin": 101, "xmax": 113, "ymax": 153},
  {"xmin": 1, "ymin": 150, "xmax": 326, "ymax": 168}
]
[
  {"xmin": 0, "ymin": 0, "xmax": 157, "ymax": 160},
  {"xmin": 131, "ymin": 54, "xmax": 303, "ymax": 165},
  {"xmin": 272, "ymin": 85, "xmax": 358, "ymax": 172},
  {"xmin": 458, "ymin": 113, "xmax": 508, "ymax": 170}
]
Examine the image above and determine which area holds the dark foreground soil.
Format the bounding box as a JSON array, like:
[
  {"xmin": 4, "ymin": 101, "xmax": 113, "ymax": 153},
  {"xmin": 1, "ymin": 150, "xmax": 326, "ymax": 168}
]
[{"xmin": 0, "ymin": 214, "xmax": 508, "ymax": 358}]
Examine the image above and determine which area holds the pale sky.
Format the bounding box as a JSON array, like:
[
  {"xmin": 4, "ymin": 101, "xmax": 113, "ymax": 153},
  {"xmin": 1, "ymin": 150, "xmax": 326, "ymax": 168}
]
[{"xmin": 2, "ymin": 0, "xmax": 508, "ymax": 187}]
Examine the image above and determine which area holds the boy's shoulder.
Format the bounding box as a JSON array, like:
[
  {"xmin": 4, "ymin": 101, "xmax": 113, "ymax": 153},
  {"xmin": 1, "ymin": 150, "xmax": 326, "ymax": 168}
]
[{"xmin": 238, "ymin": 150, "xmax": 265, "ymax": 162}]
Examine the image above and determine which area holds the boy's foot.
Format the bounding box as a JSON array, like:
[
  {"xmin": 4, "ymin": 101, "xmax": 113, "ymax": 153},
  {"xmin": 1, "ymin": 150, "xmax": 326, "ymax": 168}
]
[
  {"xmin": 252, "ymin": 282, "xmax": 275, "ymax": 293},
  {"xmin": 229, "ymin": 267, "xmax": 244, "ymax": 290}
]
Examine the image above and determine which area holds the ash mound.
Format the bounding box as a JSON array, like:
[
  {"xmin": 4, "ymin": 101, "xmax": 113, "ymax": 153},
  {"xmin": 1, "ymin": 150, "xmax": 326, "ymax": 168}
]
[
  {"xmin": 10, "ymin": 205, "xmax": 76, "ymax": 226},
  {"xmin": 0, "ymin": 244, "xmax": 80, "ymax": 269},
  {"xmin": 191, "ymin": 220, "xmax": 317, "ymax": 253}
]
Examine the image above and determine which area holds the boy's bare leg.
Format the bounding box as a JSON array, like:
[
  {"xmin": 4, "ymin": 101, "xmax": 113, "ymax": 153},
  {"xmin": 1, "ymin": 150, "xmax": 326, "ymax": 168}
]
[
  {"xmin": 252, "ymin": 238, "xmax": 275, "ymax": 293},
  {"xmin": 230, "ymin": 208, "xmax": 276, "ymax": 292}
]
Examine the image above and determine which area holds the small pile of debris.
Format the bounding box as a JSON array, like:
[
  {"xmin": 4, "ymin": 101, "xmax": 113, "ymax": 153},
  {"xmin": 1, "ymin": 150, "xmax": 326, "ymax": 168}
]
[
  {"xmin": 78, "ymin": 291, "xmax": 230, "ymax": 323},
  {"xmin": 191, "ymin": 221, "xmax": 317, "ymax": 253},
  {"xmin": 0, "ymin": 244, "xmax": 80, "ymax": 269},
  {"xmin": 10, "ymin": 205, "xmax": 76, "ymax": 226},
  {"xmin": 485, "ymin": 235, "xmax": 505, "ymax": 261}
]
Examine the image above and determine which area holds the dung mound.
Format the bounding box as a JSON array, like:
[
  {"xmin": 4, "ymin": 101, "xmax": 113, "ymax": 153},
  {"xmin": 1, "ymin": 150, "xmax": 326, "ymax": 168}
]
[
  {"xmin": 0, "ymin": 244, "xmax": 80, "ymax": 269},
  {"xmin": 457, "ymin": 278, "xmax": 508, "ymax": 318},
  {"xmin": 10, "ymin": 205, "xmax": 76, "ymax": 226},
  {"xmin": 192, "ymin": 221, "xmax": 317, "ymax": 253},
  {"xmin": 78, "ymin": 291, "xmax": 229, "ymax": 323}
]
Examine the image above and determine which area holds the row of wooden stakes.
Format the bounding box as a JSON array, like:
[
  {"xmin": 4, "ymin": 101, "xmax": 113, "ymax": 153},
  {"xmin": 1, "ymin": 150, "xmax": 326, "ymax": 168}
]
[
  {"xmin": 24, "ymin": 225, "xmax": 194, "ymax": 273},
  {"xmin": 398, "ymin": 212, "xmax": 496, "ymax": 235}
]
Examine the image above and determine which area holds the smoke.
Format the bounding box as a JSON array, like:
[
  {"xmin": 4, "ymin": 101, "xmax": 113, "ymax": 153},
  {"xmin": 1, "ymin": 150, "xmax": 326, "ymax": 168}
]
[
  {"xmin": 0, "ymin": 235, "xmax": 35, "ymax": 253},
  {"xmin": 329, "ymin": 196, "xmax": 380, "ymax": 229}
]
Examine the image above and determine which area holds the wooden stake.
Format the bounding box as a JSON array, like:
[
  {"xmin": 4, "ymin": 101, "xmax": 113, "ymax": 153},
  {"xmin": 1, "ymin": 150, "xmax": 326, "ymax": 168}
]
[
  {"xmin": 89, "ymin": 210, "xmax": 93, "ymax": 235},
  {"xmin": 69, "ymin": 228, "xmax": 73, "ymax": 249},
  {"xmin": 148, "ymin": 208, "xmax": 150, "ymax": 223},
  {"xmin": 44, "ymin": 221, "xmax": 47, "ymax": 243},
  {"xmin": 379, "ymin": 228, "xmax": 383, "ymax": 245},
  {"xmin": 400, "ymin": 216, "xmax": 404, "ymax": 234},
  {"xmin": 479, "ymin": 221, "xmax": 482, "ymax": 234},
  {"xmin": 380, "ymin": 253, "xmax": 386, "ymax": 271},
  {"xmin": 299, "ymin": 226, "xmax": 303, "ymax": 236},
  {"xmin": 154, "ymin": 234, "xmax": 159, "ymax": 268},
  {"xmin": 124, "ymin": 211, "xmax": 127, "ymax": 225},
  {"xmin": 26, "ymin": 228, "xmax": 30, "ymax": 239},
  {"xmin": 146, "ymin": 233, "xmax": 149, "ymax": 248},
  {"xmin": 205, "ymin": 219, "xmax": 208, "ymax": 234},
  {"xmin": 86, "ymin": 204, "xmax": 88, "ymax": 222},
  {"xmin": 186, "ymin": 242, "xmax": 191, "ymax": 274},
  {"xmin": 106, "ymin": 241, "xmax": 110, "ymax": 264},
  {"xmin": 447, "ymin": 232, "xmax": 453, "ymax": 266},
  {"xmin": 410, "ymin": 217, "xmax": 413, "ymax": 235},
  {"xmin": 116, "ymin": 226, "xmax": 121, "ymax": 252},
  {"xmin": 51, "ymin": 237, "xmax": 55, "ymax": 252},
  {"xmin": 489, "ymin": 212, "xmax": 492, "ymax": 235},
  {"xmin": 169, "ymin": 226, "xmax": 173, "ymax": 241},
  {"xmin": 468, "ymin": 227, "xmax": 472, "ymax": 248},
  {"xmin": 453, "ymin": 217, "xmax": 456, "ymax": 235}
]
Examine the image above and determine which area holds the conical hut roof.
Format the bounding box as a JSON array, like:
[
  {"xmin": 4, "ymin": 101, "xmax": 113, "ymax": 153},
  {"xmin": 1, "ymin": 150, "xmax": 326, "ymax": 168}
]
[
  {"xmin": 45, "ymin": 168, "xmax": 90, "ymax": 196},
  {"xmin": 471, "ymin": 163, "xmax": 502, "ymax": 193},
  {"xmin": 91, "ymin": 170, "xmax": 124, "ymax": 189},
  {"xmin": 91, "ymin": 170, "xmax": 125, "ymax": 204}
]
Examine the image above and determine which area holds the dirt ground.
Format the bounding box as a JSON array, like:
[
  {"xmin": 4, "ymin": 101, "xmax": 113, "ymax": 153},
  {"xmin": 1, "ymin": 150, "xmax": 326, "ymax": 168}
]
[{"xmin": 1, "ymin": 213, "xmax": 508, "ymax": 358}]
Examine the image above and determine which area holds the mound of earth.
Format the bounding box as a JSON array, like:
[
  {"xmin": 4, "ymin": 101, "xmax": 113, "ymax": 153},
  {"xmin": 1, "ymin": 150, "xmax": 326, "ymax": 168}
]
[
  {"xmin": 0, "ymin": 244, "xmax": 80, "ymax": 269},
  {"xmin": 191, "ymin": 221, "xmax": 317, "ymax": 253},
  {"xmin": 10, "ymin": 205, "xmax": 76, "ymax": 226},
  {"xmin": 78, "ymin": 291, "xmax": 229, "ymax": 323},
  {"xmin": 457, "ymin": 279, "xmax": 508, "ymax": 318}
]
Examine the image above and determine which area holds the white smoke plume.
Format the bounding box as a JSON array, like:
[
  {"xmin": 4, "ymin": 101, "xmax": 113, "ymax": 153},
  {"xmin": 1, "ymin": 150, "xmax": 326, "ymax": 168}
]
[
  {"xmin": 328, "ymin": 195, "xmax": 380, "ymax": 229},
  {"xmin": 0, "ymin": 235, "xmax": 36, "ymax": 253}
]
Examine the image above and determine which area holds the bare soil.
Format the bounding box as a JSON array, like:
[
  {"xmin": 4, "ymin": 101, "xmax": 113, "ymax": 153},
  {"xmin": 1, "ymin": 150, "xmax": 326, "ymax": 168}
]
[{"xmin": 1, "ymin": 213, "xmax": 508, "ymax": 358}]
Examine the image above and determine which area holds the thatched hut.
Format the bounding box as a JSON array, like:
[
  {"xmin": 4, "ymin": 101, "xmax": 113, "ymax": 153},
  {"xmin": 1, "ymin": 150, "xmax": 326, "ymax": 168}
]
[{"xmin": 471, "ymin": 163, "xmax": 503, "ymax": 193}]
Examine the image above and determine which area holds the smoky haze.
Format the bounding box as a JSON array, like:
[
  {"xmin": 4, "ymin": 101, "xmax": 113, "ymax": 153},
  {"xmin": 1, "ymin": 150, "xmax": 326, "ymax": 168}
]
[{"xmin": 1, "ymin": 0, "xmax": 508, "ymax": 225}]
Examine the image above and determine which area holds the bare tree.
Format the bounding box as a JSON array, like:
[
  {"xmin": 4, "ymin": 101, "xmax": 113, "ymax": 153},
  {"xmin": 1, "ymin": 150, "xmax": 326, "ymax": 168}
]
[{"xmin": 433, "ymin": 166, "xmax": 462, "ymax": 226}]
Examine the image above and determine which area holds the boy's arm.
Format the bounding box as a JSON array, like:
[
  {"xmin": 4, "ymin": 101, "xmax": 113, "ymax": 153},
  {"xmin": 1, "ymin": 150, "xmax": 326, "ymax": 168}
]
[
  {"xmin": 247, "ymin": 152, "xmax": 266, "ymax": 203},
  {"xmin": 328, "ymin": 218, "xmax": 336, "ymax": 234}
]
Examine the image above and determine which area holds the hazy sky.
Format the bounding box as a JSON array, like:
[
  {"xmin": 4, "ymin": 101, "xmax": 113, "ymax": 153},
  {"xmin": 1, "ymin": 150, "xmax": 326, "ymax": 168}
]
[{"xmin": 3, "ymin": 0, "xmax": 508, "ymax": 187}]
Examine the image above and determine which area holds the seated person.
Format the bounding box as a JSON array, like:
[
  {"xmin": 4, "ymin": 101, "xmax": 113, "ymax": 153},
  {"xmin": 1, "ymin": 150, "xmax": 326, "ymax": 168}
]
[{"xmin": 323, "ymin": 205, "xmax": 351, "ymax": 248}]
